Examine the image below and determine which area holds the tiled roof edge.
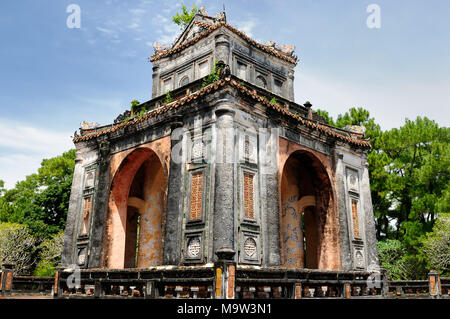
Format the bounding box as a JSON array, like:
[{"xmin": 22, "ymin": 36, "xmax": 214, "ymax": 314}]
[
  {"xmin": 150, "ymin": 21, "xmax": 298, "ymax": 65},
  {"xmin": 73, "ymin": 78, "xmax": 370, "ymax": 148}
]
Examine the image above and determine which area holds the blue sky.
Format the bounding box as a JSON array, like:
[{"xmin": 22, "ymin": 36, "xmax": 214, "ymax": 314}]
[{"xmin": 0, "ymin": 0, "xmax": 449, "ymax": 189}]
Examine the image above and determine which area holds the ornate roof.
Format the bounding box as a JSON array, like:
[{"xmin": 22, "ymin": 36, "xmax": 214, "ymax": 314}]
[
  {"xmin": 150, "ymin": 20, "xmax": 298, "ymax": 65},
  {"xmin": 73, "ymin": 77, "xmax": 370, "ymax": 148}
]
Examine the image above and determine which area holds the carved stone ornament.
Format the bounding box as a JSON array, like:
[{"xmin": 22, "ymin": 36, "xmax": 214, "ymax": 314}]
[
  {"xmin": 81, "ymin": 121, "xmax": 99, "ymax": 130},
  {"xmin": 152, "ymin": 42, "xmax": 170, "ymax": 54},
  {"xmin": 187, "ymin": 237, "xmax": 201, "ymax": 258},
  {"xmin": 244, "ymin": 237, "xmax": 257, "ymax": 258}
]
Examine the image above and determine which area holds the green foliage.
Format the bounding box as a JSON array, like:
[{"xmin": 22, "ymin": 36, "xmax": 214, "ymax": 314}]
[
  {"xmin": 370, "ymin": 117, "xmax": 449, "ymax": 248},
  {"xmin": 0, "ymin": 149, "xmax": 76, "ymax": 239},
  {"xmin": 164, "ymin": 91, "xmax": 173, "ymax": 104},
  {"xmin": 377, "ymin": 239, "xmax": 428, "ymax": 280},
  {"xmin": 34, "ymin": 260, "xmax": 57, "ymax": 277},
  {"xmin": 202, "ymin": 60, "xmax": 221, "ymax": 87},
  {"xmin": 34, "ymin": 231, "xmax": 64, "ymax": 277},
  {"xmin": 323, "ymin": 107, "xmax": 449, "ymax": 279},
  {"xmin": 0, "ymin": 223, "xmax": 37, "ymax": 275},
  {"xmin": 422, "ymin": 213, "xmax": 450, "ymax": 276},
  {"xmin": 315, "ymin": 109, "xmax": 335, "ymax": 126},
  {"xmin": 270, "ymin": 97, "xmax": 277, "ymax": 105},
  {"xmin": 172, "ymin": 3, "xmax": 198, "ymax": 30},
  {"xmin": 130, "ymin": 99, "xmax": 140, "ymax": 114}
]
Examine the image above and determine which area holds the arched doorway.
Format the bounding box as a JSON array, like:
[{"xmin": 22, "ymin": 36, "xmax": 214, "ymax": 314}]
[
  {"xmin": 280, "ymin": 151, "xmax": 334, "ymax": 269},
  {"xmin": 106, "ymin": 148, "xmax": 165, "ymax": 269}
]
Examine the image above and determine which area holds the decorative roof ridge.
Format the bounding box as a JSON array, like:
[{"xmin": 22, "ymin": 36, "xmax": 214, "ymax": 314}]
[
  {"xmin": 225, "ymin": 79, "xmax": 371, "ymax": 148},
  {"xmin": 150, "ymin": 21, "xmax": 298, "ymax": 65},
  {"xmin": 74, "ymin": 77, "xmax": 369, "ymax": 147}
]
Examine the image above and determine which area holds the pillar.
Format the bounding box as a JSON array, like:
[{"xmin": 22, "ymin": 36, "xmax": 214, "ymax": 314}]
[
  {"xmin": 214, "ymin": 248, "xmax": 236, "ymax": 299},
  {"xmin": 215, "ymin": 33, "xmax": 230, "ymax": 67},
  {"xmin": 213, "ymin": 100, "xmax": 235, "ymax": 259},
  {"xmin": 429, "ymin": 271, "xmax": 442, "ymax": 298},
  {"xmin": 0, "ymin": 263, "xmax": 14, "ymax": 296},
  {"xmin": 164, "ymin": 115, "xmax": 185, "ymax": 265}
]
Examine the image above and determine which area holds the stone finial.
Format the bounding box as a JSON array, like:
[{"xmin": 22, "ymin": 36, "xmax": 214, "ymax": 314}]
[
  {"xmin": 304, "ymin": 101, "xmax": 313, "ymax": 119},
  {"xmin": 199, "ymin": 6, "xmax": 208, "ymax": 16},
  {"xmin": 277, "ymin": 44, "xmax": 295, "ymax": 56},
  {"xmin": 152, "ymin": 42, "xmax": 170, "ymax": 54},
  {"xmin": 345, "ymin": 125, "xmax": 366, "ymax": 138},
  {"xmin": 264, "ymin": 40, "xmax": 276, "ymax": 48},
  {"xmin": 215, "ymin": 11, "xmax": 226, "ymax": 22},
  {"xmin": 80, "ymin": 121, "xmax": 99, "ymax": 130}
]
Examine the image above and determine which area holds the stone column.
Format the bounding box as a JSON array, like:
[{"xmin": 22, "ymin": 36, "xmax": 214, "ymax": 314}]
[
  {"xmin": 215, "ymin": 33, "xmax": 230, "ymax": 67},
  {"xmin": 152, "ymin": 65, "xmax": 160, "ymax": 98},
  {"xmin": 88, "ymin": 139, "xmax": 111, "ymax": 268},
  {"xmin": 361, "ymin": 160, "xmax": 380, "ymax": 269},
  {"xmin": 334, "ymin": 149, "xmax": 352, "ymax": 271},
  {"xmin": 262, "ymin": 120, "xmax": 281, "ymax": 266},
  {"xmin": 287, "ymin": 69, "xmax": 295, "ymax": 101},
  {"xmin": 61, "ymin": 150, "xmax": 84, "ymax": 267},
  {"xmin": 163, "ymin": 115, "xmax": 185, "ymax": 265},
  {"xmin": 212, "ymin": 100, "xmax": 235, "ymax": 259}
]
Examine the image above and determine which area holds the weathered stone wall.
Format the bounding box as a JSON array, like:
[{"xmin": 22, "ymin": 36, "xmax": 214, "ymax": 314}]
[{"xmin": 63, "ymin": 82, "xmax": 377, "ymax": 272}]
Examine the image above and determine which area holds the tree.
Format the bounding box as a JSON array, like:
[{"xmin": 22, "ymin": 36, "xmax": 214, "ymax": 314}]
[
  {"xmin": 0, "ymin": 223, "xmax": 37, "ymax": 275},
  {"xmin": 0, "ymin": 149, "xmax": 76, "ymax": 239},
  {"xmin": 172, "ymin": 3, "xmax": 198, "ymax": 30},
  {"xmin": 422, "ymin": 213, "xmax": 450, "ymax": 276},
  {"xmin": 317, "ymin": 108, "xmax": 449, "ymax": 279},
  {"xmin": 34, "ymin": 231, "xmax": 64, "ymax": 277},
  {"xmin": 370, "ymin": 117, "xmax": 449, "ymax": 248}
]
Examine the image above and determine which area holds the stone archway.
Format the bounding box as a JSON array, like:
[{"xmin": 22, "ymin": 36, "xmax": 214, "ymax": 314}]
[
  {"xmin": 105, "ymin": 148, "xmax": 166, "ymax": 269},
  {"xmin": 280, "ymin": 150, "xmax": 336, "ymax": 269}
]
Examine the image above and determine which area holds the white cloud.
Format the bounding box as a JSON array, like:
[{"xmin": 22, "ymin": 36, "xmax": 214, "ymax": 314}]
[
  {"xmin": 294, "ymin": 70, "xmax": 450, "ymax": 130},
  {"xmin": 231, "ymin": 17, "xmax": 258, "ymax": 38},
  {"xmin": 0, "ymin": 120, "xmax": 73, "ymax": 189}
]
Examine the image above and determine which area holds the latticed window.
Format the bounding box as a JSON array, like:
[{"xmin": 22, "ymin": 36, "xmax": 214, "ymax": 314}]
[
  {"xmin": 243, "ymin": 172, "xmax": 255, "ymax": 220},
  {"xmin": 351, "ymin": 199, "xmax": 360, "ymax": 238},
  {"xmin": 81, "ymin": 197, "xmax": 92, "ymax": 235},
  {"xmin": 189, "ymin": 172, "xmax": 203, "ymax": 220}
]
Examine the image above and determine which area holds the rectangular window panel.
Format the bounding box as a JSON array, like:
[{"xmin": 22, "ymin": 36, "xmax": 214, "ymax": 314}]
[
  {"xmin": 163, "ymin": 78, "xmax": 172, "ymax": 93},
  {"xmin": 351, "ymin": 199, "xmax": 360, "ymax": 238},
  {"xmin": 81, "ymin": 197, "xmax": 92, "ymax": 235},
  {"xmin": 189, "ymin": 172, "xmax": 203, "ymax": 221},
  {"xmin": 243, "ymin": 172, "xmax": 255, "ymax": 220},
  {"xmin": 199, "ymin": 61, "xmax": 209, "ymax": 78},
  {"xmin": 237, "ymin": 62, "xmax": 247, "ymax": 80}
]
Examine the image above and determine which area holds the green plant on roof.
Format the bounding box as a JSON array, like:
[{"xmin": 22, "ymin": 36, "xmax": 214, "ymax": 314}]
[
  {"xmin": 136, "ymin": 106, "xmax": 147, "ymax": 118},
  {"xmin": 130, "ymin": 99, "xmax": 140, "ymax": 115},
  {"xmin": 164, "ymin": 91, "xmax": 173, "ymax": 104},
  {"xmin": 172, "ymin": 3, "xmax": 198, "ymax": 30},
  {"xmin": 202, "ymin": 60, "xmax": 222, "ymax": 88},
  {"xmin": 270, "ymin": 97, "xmax": 277, "ymax": 105}
]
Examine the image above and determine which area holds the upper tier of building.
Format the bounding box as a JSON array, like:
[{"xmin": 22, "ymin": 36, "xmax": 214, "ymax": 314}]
[{"xmin": 149, "ymin": 11, "xmax": 298, "ymax": 101}]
